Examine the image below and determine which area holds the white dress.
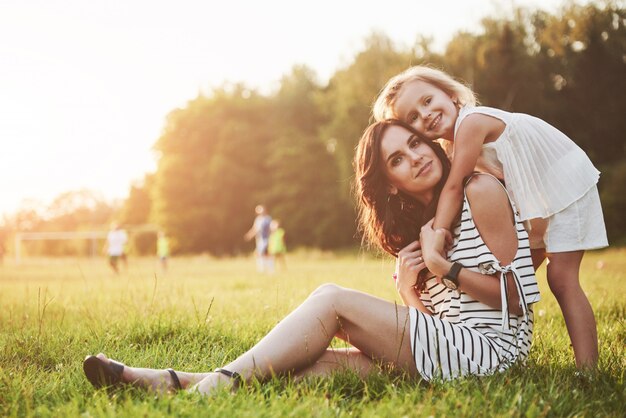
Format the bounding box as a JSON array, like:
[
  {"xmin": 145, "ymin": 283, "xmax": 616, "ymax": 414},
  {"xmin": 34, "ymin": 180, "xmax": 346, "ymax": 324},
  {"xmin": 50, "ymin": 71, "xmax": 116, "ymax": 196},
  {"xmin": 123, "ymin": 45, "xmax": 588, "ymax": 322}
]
[
  {"xmin": 408, "ymin": 174, "xmax": 540, "ymax": 381},
  {"xmin": 454, "ymin": 106, "xmax": 600, "ymax": 221}
]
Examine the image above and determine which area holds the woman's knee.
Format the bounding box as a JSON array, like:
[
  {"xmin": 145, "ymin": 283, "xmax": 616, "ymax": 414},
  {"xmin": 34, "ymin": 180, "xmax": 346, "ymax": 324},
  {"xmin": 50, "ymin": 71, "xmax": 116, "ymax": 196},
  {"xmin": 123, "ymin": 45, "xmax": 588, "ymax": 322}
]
[
  {"xmin": 308, "ymin": 283, "xmax": 352, "ymax": 311},
  {"xmin": 310, "ymin": 283, "xmax": 344, "ymax": 298}
]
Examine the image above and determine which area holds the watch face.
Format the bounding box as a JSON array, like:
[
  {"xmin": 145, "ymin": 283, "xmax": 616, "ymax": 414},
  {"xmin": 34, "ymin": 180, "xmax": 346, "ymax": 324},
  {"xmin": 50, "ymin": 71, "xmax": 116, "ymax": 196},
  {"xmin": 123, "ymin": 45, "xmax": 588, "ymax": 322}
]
[{"xmin": 442, "ymin": 277, "xmax": 458, "ymax": 290}]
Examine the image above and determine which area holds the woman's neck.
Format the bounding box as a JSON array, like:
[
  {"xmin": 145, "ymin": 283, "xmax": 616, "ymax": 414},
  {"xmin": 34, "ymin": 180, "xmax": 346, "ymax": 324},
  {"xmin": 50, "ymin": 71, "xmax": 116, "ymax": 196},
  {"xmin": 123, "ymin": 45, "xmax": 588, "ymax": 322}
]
[{"xmin": 414, "ymin": 190, "xmax": 434, "ymax": 206}]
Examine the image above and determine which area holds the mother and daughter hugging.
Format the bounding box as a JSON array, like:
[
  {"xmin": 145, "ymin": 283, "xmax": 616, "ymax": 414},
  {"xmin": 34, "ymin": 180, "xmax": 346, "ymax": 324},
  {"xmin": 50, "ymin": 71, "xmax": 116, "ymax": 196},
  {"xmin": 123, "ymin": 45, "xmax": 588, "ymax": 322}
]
[{"xmin": 83, "ymin": 65, "xmax": 607, "ymax": 395}]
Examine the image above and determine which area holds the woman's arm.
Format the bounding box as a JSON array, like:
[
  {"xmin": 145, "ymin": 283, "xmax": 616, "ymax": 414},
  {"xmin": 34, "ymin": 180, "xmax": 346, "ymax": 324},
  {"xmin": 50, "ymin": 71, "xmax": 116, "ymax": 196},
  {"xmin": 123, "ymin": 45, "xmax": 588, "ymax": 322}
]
[
  {"xmin": 433, "ymin": 114, "xmax": 504, "ymax": 232},
  {"xmin": 422, "ymin": 175, "xmax": 523, "ymax": 315},
  {"xmin": 395, "ymin": 241, "xmax": 433, "ymax": 315}
]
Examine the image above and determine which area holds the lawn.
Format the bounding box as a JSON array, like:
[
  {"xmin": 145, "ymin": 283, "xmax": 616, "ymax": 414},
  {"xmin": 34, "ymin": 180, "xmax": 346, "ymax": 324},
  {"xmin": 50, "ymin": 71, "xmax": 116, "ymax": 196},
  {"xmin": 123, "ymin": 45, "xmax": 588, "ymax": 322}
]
[{"xmin": 0, "ymin": 248, "xmax": 624, "ymax": 417}]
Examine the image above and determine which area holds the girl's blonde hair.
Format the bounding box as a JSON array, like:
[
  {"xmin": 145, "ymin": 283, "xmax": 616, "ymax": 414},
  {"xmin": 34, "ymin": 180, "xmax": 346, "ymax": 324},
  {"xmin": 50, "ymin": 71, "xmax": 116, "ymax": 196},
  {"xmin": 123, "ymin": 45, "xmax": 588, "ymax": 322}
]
[{"xmin": 373, "ymin": 65, "xmax": 477, "ymax": 121}]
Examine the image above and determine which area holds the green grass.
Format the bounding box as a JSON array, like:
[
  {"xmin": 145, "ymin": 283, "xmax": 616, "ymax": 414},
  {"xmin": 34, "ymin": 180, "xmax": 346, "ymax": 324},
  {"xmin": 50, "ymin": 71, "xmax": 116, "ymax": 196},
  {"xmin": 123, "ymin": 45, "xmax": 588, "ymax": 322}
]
[{"xmin": 1, "ymin": 248, "xmax": 624, "ymax": 417}]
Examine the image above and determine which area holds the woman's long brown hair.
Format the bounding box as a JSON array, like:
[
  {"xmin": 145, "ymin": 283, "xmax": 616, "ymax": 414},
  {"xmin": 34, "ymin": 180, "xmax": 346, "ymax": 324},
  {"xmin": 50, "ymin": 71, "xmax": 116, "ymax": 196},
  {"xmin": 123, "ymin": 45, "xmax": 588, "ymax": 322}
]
[{"xmin": 354, "ymin": 119, "xmax": 452, "ymax": 259}]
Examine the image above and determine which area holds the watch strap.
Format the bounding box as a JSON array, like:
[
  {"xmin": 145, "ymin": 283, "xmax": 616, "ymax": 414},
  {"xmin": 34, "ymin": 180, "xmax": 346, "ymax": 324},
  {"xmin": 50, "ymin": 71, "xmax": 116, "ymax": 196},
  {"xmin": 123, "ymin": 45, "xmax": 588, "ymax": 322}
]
[{"xmin": 445, "ymin": 262, "xmax": 463, "ymax": 284}]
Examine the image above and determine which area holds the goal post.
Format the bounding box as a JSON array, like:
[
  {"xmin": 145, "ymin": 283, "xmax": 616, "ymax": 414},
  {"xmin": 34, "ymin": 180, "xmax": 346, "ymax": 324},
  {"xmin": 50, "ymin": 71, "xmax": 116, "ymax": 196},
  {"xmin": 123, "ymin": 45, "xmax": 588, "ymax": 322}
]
[{"xmin": 13, "ymin": 224, "xmax": 159, "ymax": 264}]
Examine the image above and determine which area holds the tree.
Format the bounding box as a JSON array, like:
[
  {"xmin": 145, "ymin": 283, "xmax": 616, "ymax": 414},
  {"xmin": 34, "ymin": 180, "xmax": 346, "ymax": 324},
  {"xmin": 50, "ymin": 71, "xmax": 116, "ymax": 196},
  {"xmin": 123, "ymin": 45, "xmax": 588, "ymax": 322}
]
[
  {"xmin": 145, "ymin": 3, "xmax": 626, "ymax": 253},
  {"xmin": 120, "ymin": 174, "xmax": 154, "ymax": 226},
  {"xmin": 551, "ymin": 2, "xmax": 625, "ymax": 164},
  {"xmin": 152, "ymin": 86, "xmax": 274, "ymax": 254},
  {"xmin": 322, "ymin": 34, "xmax": 402, "ymax": 182},
  {"xmin": 265, "ymin": 66, "xmax": 354, "ymax": 248}
]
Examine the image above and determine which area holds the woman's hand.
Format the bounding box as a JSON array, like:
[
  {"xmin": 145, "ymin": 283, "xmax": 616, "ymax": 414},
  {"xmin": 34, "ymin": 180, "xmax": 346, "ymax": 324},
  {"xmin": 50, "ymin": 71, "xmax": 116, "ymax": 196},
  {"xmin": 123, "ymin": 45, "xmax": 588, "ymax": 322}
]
[
  {"xmin": 395, "ymin": 241, "xmax": 427, "ymax": 296},
  {"xmin": 420, "ymin": 219, "xmax": 451, "ymax": 278}
]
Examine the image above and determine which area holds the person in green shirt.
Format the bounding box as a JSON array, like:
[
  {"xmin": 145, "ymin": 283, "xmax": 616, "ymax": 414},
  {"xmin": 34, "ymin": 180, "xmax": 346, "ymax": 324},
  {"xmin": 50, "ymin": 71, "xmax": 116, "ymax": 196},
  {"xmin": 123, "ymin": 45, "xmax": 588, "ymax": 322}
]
[
  {"xmin": 268, "ymin": 220, "xmax": 286, "ymax": 272},
  {"xmin": 157, "ymin": 231, "xmax": 170, "ymax": 271}
]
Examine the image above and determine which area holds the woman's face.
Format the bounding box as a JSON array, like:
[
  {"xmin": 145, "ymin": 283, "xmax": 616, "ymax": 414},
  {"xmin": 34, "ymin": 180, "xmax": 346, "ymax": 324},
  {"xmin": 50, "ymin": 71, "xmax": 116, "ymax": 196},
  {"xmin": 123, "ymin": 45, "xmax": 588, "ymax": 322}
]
[{"xmin": 380, "ymin": 124, "xmax": 442, "ymax": 205}]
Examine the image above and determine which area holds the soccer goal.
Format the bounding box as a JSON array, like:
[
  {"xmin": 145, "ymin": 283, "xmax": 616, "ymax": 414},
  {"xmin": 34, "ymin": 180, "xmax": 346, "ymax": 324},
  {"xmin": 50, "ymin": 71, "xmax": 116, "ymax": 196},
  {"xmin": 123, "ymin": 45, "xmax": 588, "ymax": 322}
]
[{"xmin": 13, "ymin": 224, "xmax": 159, "ymax": 264}]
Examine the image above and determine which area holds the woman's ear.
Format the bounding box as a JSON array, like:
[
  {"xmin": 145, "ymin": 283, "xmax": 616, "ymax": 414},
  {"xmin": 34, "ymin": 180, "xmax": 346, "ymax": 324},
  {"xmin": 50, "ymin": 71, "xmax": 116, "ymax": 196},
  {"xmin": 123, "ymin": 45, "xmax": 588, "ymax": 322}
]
[{"xmin": 387, "ymin": 184, "xmax": 398, "ymax": 195}]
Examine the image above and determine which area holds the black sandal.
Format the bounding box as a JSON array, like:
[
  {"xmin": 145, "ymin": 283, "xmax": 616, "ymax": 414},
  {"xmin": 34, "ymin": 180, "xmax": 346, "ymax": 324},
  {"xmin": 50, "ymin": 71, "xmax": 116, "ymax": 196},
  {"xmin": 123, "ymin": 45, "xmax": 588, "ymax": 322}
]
[
  {"xmin": 166, "ymin": 368, "xmax": 182, "ymax": 391},
  {"xmin": 214, "ymin": 368, "xmax": 243, "ymax": 388},
  {"xmin": 84, "ymin": 355, "xmax": 183, "ymax": 392},
  {"xmin": 83, "ymin": 355, "xmax": 125, "ymax": 389}
]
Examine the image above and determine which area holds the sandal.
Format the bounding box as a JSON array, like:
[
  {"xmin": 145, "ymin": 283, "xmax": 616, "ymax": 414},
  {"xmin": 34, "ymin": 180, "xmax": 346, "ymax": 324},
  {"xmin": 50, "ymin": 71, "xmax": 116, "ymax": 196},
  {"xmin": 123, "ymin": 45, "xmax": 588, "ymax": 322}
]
[
  {"xmin": 166, "ymin": 368, "xmax": 182, "ymax": 391},
  {"xmin": 83, "ymin": 355, "xmax": 182, "ymax": 391},
  {"xmin": 214, "ymin": 368, "xmax": 243, "ymax": 389},
  {"xmin": 83, "ymin": 355, "xmax": 125, "ymax": 389}
]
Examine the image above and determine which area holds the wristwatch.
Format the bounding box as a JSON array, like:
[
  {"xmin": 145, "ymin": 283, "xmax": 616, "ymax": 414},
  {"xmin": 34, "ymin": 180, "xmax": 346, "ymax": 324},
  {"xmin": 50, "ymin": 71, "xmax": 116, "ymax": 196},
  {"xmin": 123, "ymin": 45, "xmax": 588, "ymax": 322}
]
[{"xmin": 442, "ymin": 262, "xmax": 462, "ymax": 290}]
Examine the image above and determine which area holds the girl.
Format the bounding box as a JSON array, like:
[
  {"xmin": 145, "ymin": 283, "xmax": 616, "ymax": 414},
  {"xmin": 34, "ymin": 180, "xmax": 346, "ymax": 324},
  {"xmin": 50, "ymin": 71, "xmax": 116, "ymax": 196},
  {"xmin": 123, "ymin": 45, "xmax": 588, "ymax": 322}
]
[
  {"xmin": 373, "ymin": 65, "xmax": 608, "ymax": 368},
  {"xmin": 83, "ymin": 120, "xmax": 539, "ymax": 394}
]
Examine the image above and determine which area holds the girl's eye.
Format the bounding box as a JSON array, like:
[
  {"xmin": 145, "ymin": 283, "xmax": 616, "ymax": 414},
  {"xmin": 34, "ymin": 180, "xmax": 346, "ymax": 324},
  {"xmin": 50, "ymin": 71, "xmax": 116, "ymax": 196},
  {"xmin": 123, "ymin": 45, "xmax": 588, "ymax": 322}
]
[
  {"xmin": 410, "ymin": 138, "xmax": 421, "ymax": 149},
  {"xmin": 408, "ymin": 113, "xmax": 418, "ymax": 123},
  {"xmin": 425, "ymin": 97, "xmax": 431, "ymax": 105},
  {"xmin": 391, "ymin": 156, "xmax": 402, "ymax": 166}
]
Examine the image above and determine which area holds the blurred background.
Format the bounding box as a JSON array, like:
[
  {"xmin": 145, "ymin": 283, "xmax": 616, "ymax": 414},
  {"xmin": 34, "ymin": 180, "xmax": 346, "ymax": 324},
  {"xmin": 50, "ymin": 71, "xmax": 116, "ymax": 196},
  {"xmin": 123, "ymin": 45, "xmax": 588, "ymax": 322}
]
[{"xmin": 0, "ymin": 0, "xmax": 624, "ymax": 260}]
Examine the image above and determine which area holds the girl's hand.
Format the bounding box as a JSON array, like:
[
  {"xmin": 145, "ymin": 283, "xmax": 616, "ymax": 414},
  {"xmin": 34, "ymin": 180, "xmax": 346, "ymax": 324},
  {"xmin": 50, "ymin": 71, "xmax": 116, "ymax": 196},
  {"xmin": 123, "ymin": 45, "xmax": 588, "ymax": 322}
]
[
  {"xmin": 395, "ymin": 241, "xmax": 427, "ymax": 295},
  {"xmin": 420, "ymin": 220, "xmax": 449, "ymax": 277}
]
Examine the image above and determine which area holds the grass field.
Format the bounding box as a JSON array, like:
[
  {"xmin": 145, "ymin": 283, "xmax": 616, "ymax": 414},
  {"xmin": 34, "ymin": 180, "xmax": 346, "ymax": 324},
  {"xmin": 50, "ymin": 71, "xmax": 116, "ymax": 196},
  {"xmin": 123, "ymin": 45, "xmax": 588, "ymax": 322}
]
[{"xmin": 1, "ymin": 248, "xmax": 624, "ymax": 417}]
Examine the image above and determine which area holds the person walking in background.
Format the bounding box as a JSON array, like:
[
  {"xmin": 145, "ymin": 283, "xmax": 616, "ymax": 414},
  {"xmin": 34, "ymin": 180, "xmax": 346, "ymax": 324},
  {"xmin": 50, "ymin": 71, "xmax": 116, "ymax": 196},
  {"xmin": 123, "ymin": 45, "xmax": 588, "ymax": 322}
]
[
  {"xmin": 244, "ymin": 205, "xmax": 272, "ymax": 273},
  {"xmin": 106, "ymin": 223, "xmax": 128, "ymax": 274},
  {"xmin": 157, "ymin": 231, "xmax": 170, "ymax": 271},
  {"xmin": 268, "ymin": 219, "xmax": 287, "ymax": 272}
]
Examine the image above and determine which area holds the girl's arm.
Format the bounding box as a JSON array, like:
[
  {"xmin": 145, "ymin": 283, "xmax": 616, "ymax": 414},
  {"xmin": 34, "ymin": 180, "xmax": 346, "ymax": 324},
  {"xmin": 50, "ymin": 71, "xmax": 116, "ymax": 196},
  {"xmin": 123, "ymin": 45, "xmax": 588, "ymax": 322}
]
[
  {"xmin": 423, "ymin": 175, "xmax": 522, "ymax": 315},
  {"xmin": 433, "ymin": 114, "xmax": 504, "ymax": 231},
  {"xmin": 395, "ymin": 241, "xmax": 433, "ymax": 315}
]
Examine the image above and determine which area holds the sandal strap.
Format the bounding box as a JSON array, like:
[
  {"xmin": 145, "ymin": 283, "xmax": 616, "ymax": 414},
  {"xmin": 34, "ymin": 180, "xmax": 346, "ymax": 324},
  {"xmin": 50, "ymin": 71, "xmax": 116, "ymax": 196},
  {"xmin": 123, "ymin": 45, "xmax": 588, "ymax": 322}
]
[
  {"xmin": 214, "ymin": 368, "xmax": 242, "ymax": 387},
  {"xmin": 166, "ymin": 368, "xmax": 182, "ymax": 390}
]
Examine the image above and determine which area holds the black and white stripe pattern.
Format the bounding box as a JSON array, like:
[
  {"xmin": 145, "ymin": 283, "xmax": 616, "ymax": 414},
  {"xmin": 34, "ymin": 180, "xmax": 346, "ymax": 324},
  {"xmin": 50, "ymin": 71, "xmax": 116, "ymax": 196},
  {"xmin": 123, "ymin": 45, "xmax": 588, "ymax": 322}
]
[{"xmin": 409, "ymin": 174, "xmax": 540, "ymax": 381}]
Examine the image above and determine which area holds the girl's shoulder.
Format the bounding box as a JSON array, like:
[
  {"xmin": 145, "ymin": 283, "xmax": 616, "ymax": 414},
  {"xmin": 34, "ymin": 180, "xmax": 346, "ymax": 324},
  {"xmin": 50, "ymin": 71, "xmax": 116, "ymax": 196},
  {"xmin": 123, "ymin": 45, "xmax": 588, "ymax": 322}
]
[
  {"xmin": 455, "ymin": 107, "xmax": 509, "ymax": 144},
  {"xmin": 458, "ymin": 105, "xmax": 513, "ymax": 123},
  {"xmin": 455, "ymin": 106, "xmax": 512, "ymax": 137}
]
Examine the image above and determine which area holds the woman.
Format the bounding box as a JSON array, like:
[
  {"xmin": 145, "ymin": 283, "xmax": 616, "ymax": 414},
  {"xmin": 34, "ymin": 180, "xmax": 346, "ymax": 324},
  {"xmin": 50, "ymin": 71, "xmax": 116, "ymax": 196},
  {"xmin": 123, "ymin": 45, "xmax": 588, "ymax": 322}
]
[{"xmin": 83, "ymin": 120, "xmax": 539, "ymax": 394}]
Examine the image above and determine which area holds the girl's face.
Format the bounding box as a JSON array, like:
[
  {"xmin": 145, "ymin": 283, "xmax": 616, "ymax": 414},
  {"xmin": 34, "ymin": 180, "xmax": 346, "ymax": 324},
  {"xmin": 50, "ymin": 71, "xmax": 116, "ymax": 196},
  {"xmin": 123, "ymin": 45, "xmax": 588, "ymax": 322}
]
[
  {"xmin": 380, "ymin": 124, "xmax": 442, "ymax": 205},
  {"xmin": 393, "ymin": 80, "xmax": 459, "ymax": 141}
]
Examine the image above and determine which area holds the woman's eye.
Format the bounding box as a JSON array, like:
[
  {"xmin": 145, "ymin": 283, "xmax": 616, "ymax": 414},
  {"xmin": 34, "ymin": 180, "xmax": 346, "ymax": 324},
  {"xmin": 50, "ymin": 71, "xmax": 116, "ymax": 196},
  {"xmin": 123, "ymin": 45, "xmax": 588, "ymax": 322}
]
[
  {"xmin": 408, "ymin": 113, "xmax": 417, "ymax": 123},
  {"xmin": 391, "ymin": 156, "xmax": 402, "ymax": 166},
  {"xmin": 425, "ymin": 97, "xmax": 431, "ymax": 105},
  {"xmin": 410, "ymin": 139, "xmax": 421, "ymax": 148}
]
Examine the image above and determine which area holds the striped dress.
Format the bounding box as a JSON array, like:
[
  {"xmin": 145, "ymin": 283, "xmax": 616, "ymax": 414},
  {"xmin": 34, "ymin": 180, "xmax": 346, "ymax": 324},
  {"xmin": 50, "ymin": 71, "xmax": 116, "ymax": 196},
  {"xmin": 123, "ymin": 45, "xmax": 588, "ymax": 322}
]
[{"xmin": 408, "ymin": 174, "xmax": 541, "ymax": 381}]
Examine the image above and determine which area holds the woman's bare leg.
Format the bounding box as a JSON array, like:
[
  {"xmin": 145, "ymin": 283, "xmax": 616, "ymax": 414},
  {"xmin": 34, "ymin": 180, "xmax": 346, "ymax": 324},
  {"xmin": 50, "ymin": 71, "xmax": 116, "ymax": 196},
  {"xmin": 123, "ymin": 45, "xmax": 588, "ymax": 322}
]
[
  {"xmin": 90, "ymin": 284, "xmax": 415, "ymax": 395},
  {"xmin": 90, "ymin": 353, "xmax": 211, "ymax": 393},
  {"xmin": 191, "ymin": 284, "xmax": 416, "ymax": 395},
  {"xmin": 293, "ymin": 348, "xmax": 378, "ymax": 380},
  {"xmin": 546, "ymin": 250, "xmax": 598, "ymax": 368},
  {"xmin": 92, "ymin": 349, "xmax": 376, "ymax": 392}
]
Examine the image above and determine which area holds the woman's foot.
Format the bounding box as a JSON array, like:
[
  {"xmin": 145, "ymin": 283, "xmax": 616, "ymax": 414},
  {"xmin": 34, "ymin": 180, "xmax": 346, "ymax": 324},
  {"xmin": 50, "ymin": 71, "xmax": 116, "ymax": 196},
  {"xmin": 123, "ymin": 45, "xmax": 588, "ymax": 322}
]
[
  {"xmin": 86, "ymin": 353, "xmax": 182, "ymax": 394},
  {"xmin": 83, "ymin": 354, "xmax": 125, "ymax": 388},
  {"xmin": 189, "ymin": 370, "xmax": 240, "ymax": 396}
]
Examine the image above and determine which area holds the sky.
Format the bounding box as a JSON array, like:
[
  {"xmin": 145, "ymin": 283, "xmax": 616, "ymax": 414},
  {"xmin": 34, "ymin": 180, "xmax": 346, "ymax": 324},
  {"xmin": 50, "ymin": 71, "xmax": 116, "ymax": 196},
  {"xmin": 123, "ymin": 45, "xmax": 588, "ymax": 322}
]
[{"xmin": 0, "ymin": 0, "xmax": 590, "ymax": 217}]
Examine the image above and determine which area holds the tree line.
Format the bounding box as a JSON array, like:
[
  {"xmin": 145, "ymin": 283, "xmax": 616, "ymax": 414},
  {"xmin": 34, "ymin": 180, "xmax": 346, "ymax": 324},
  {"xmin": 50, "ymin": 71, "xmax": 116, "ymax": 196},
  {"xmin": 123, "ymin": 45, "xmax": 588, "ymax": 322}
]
[{"xmin": 2, "ymin": 1, "xmax": 624, "ymax": 256}]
